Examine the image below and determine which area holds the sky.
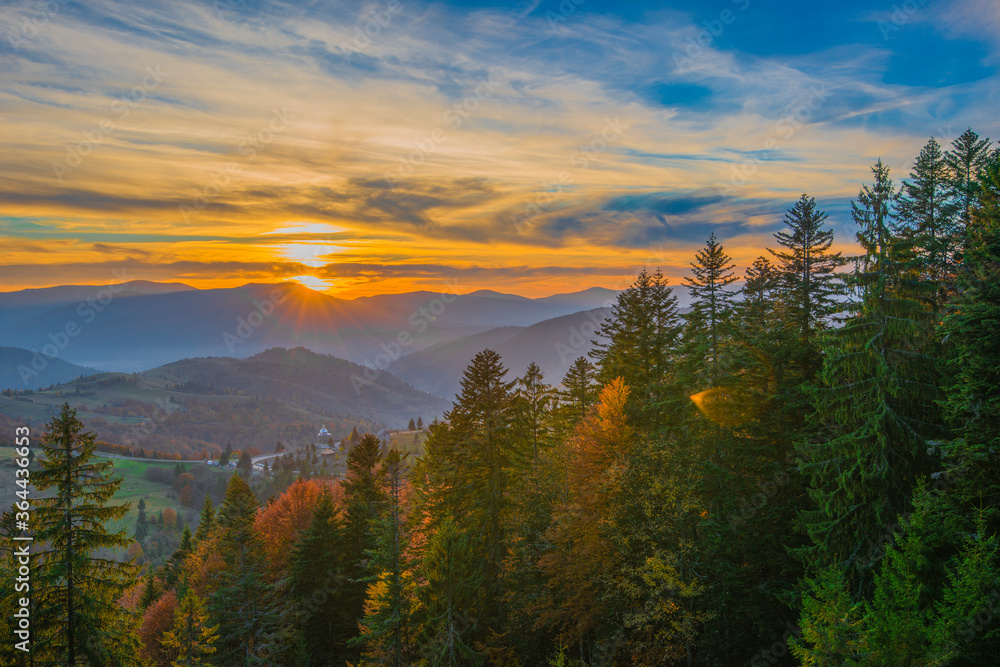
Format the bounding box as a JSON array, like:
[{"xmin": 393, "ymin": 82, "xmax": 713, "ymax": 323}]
[{"xmin": 1, "ymin": 0, "xmax": 998, "ymax": 297}]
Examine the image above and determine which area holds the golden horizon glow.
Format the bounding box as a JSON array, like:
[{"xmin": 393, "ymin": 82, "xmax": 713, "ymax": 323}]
[{"xmin": 1, "ymin": 0, "xmax": 994, "ymax": 297}]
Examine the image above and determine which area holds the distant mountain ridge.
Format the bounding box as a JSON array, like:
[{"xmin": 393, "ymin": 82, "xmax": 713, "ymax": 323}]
[
  {"xmin": 0, "ymin": 281, "xmax": 620, "ymax": 373},
  {"xmin": 0, "ymin": 346, "xmax": 98, "ymax": 391},
  {"xmin": 0, "ymin": 346, "xmax": 448, "ymax": 457},
  {"xmin": 389, "ymin": 307, "xmax": 612, "ymax": 400}
]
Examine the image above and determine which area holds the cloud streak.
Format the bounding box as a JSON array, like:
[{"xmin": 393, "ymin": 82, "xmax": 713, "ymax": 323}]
[{"xmin": 0, "ymin": 0, "xmax": 996, "ymax": 295}]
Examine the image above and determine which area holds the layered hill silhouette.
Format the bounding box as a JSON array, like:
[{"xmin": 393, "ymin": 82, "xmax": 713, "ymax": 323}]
[
  {"xmin": 0, "ymin": 346, "xmax": 97, "ymax": 391},
  {"xmin": 388, "ymin": 308, "xmax": 612, "ymax": 399},
  {"xmin": 0, "ymin": 347, "xmax": 448, "ymax": 458},
  {"xmin": 0, "ymin": 281, "xmax": 619, "ymax": 373}
]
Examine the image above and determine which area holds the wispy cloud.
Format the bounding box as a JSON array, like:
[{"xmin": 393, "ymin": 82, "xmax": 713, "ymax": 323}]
[{"xmin": 0, "ymin": 0, "xmax": 996, "ymax": 295}]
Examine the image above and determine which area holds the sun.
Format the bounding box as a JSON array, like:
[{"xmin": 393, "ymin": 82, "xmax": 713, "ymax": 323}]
[{"xmin": 289, "ymin": 275, "xmax": 332, "ymax": 291}]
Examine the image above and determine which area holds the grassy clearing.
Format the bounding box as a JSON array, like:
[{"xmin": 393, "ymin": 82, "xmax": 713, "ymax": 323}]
[{"xmin": 0, "ymin": 447, "xmax": 219, "ymax": 537}]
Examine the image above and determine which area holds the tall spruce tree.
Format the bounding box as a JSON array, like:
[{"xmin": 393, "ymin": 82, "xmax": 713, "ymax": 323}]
[
  {"xmin": 591, "ymin": 268, "xmax": 683, "ymax": 429},
  {"xmin": 195, "ymin": 494, "xmax": 215, "ymax": 542},
  {"xmin": 936, "ymin": 157, "xmax": 1000, "ymax": 544},
  {"xmin": 417, "ymin": 349, "xmax": 520, "ymax": 636},
  {"xmin": 164, "ymin": 525, "xmax": 194, "ymax": 589},
  {"xmin": 558, "ymin": 356, "xmax": 599, "ymax": 428},
  {"xmin": 684, "ymin": 233, "xmax": 739, "ymax": 387},
  {"xmin": 160, "ymin": 590, "xmax": 219, "ymax": 666},
  {"xmin": 769, "ymin": 194, "xmax": 844, "ymax": 347},
  {"xmin": 898, "ymin": 137, "xmax": 956, "ymax": 295},
  {"xmin": 288, "ymin": 487, "xmax": 350, "ymax": 664},
  {"xmin": 798, "ymin": 160, "xmax": 943, "ymax": 594},
  {"xmin": 359, "ymin": 450, "xmax": 414, "ymax": 666},
  {"xmin": 33, "ymin": 403, "xmax": 140, "ymax": 665},
  {"xmin": 791, "ymin": 566, "xmax": 866, "ymax": 666},
  {"xmin": 944, "ymin": 128, "xmax": 993, "ymax": 233},
  {"xmin": 209, "ymin": 474, "xmax": 274, "ymax": 665},
  {"xmin": 416, "ymin": 517, "xmax": 484, "ymax": 666},
  {"xmin": 861, "ymin": 504, "xmax": 933, "ymax": 666},
  {"xmin": 341, "ymin": 432, "xmax": 387, "ymax": 657},
  {"xmin": 515, "ymin": 361, "xmax": 554, "ymax": 461}
]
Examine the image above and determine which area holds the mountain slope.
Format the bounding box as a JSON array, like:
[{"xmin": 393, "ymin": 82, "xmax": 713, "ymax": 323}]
[
  {"xmin": 0, "ymin": 347, "xmax": 98, "ymax": 391},
  {"xmin": 0, "ymin": 347, "xmax": 448, "ymax": 458},
  {"xmin": 0, "ymin": 280, "xmax": 195, "ymax": 329},
  {"xmin": 389, "ymin": 307, "xmax": 611, "ymax": 399}
]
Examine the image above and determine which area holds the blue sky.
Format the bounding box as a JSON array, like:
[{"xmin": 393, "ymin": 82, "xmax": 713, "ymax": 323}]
[{"xmin": 0, "ymin": 0, "xmax": 997, "ymax": 295}]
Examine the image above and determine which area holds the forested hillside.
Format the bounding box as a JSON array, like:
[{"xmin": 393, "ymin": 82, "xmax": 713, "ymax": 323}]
[
  {"xmin": 3, "ymin": 130, "xmax": 1000, "ymax": 665},
  {"xmin": 0, "ymin": 347, "xmax": 446, "ymax": 458}
]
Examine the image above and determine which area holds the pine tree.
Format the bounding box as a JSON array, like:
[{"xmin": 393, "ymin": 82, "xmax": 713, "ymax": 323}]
[
  {"xmin": 515, "ymin": 361, "xmax": 554, "ymax": 461},
  {"xmin": 798, "ymin": 160, "xmax": 943, "ymax": 594},
  {"xmin": 161, "ymin": 590, "xmax": 219, "ymax": 667},
  {"xmin": 288, "ymin": 487, "xmax": 349, "ymax": 664},
  {"xmin": 791, "ymin": 566, "xmax": 866, "ymax": 666},
  {"xmin": 417, "ymin": 416, "xmax": 424, "ymax": 429},
  {"xmin": 341, "ymin": 433, "xmax": 387, "ymax": 656},
  {"xmin": 944, "ymin": 128, "xmax": 993, "ymax": 232},
  {"xmin": 558, "ymin": 356, "xmax": 599, "ymax": 427},
  {"xmin": 928, "ymin": 510, "xmax": 1000, "ymax": 665},
  {"xmin": 769, "ymin": 194, "xmax": 844, "ymax": 346},
  {"xmin": 219, "ymin": 443, "xmax": 232, "ymax": 466},
  {"xmin": 140, "ymin": 572, "xmax": 162, "ymax": 610},
  {"xmin": 742, "ymin": 256, "xmax": 779, "ymax": 314},
  {"xmin": 165, "ymin": 525, "xmax": 195, "ymax": 589},
  {"xmin": 209, "ymin": 474, "xmax": 274, "ymax": 665},
  {"xmin": 359, "ymin": 450, "xmax": 414, "ymax": 666},
  {"xmin": 897, "ymin": 138, "xmax": 955, "ymax": 294},
  {"xmin": 408, "ymin": 418, "xmax": 416, "ymax": 431},
  {"xmin": 939, "ymin": 158, "xmax": 1000, "ymax": 523},
  {"xmin": 725, "ymin": 254, "xmax": 789, "ymax": 426},
  {"xmin": 237, "ymin": 450, "xmax": 253, "ymax": 477},
  {"xmin": 195, "ymin": 494, "xmax": 215, "ymax": 542},
  {"xmin": 683, "ymin": 233, "xmax": 739, "ymax": 391},
  {"xmin": 591, "ymin": 268, "xmax": 683, "ymax": 429},
  {"xmin": 416, "ymin": 349, "xmax": 521, "ymax": 635},
  {"xmin": 33, "ymin": 403, "xmax": 141, "ymax": 665},
  {"xmin": 862, "ymin": 507, "xmax": 932, "ymax": 665},
  {"xmin": 416, "ymin": 517, "xmax": 484, "ymax": 666}
]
